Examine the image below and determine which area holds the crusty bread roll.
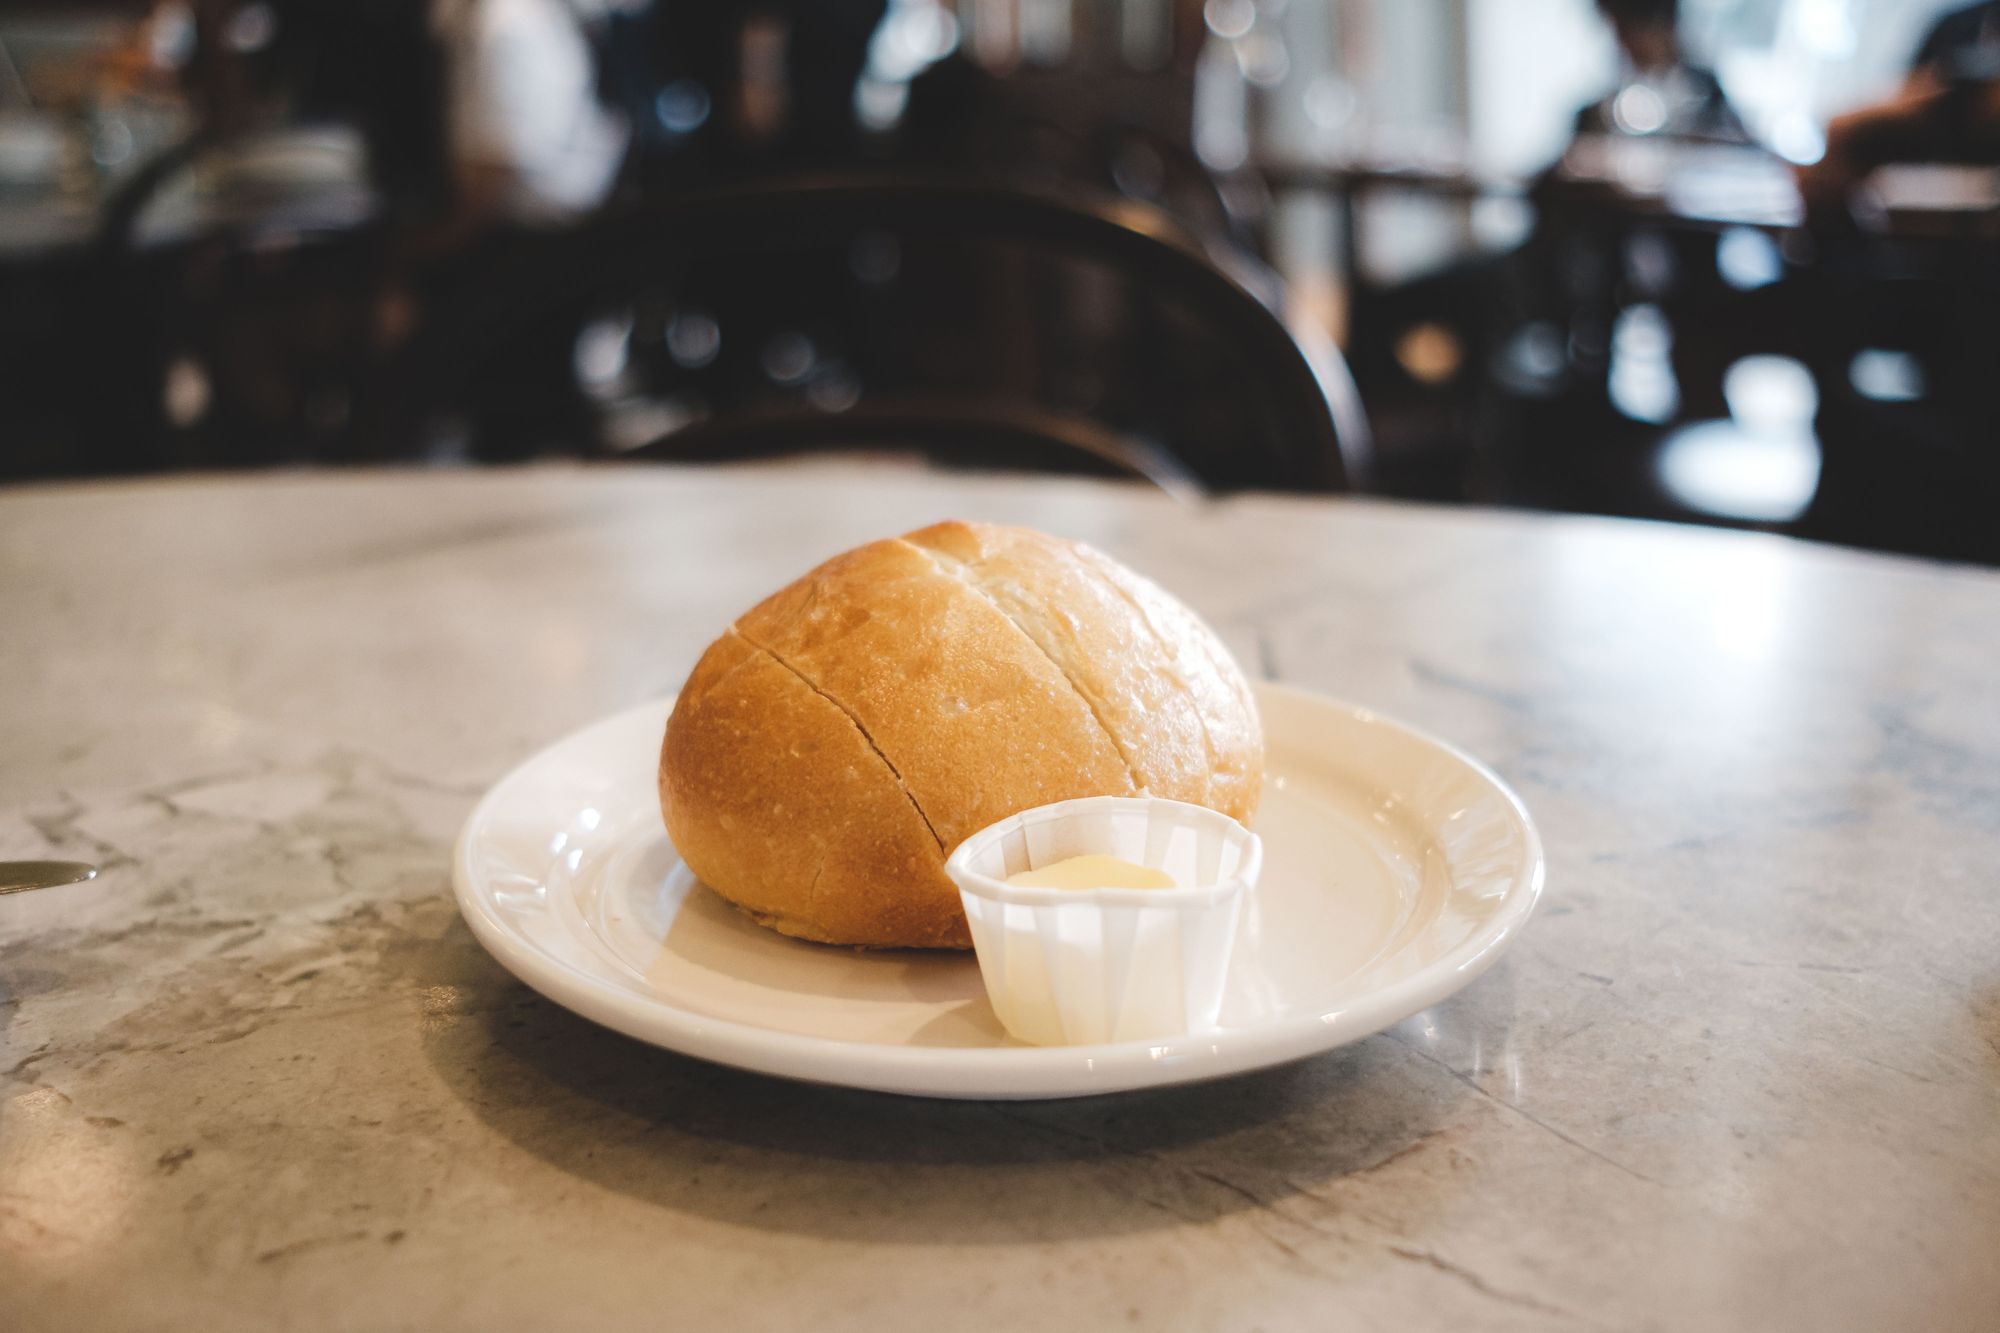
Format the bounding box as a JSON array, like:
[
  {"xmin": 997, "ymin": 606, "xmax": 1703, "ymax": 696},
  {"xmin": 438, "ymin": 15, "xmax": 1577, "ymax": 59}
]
[{"xmin": 658, "ymin": 521, "xmax": 1262, "ymax": 949}]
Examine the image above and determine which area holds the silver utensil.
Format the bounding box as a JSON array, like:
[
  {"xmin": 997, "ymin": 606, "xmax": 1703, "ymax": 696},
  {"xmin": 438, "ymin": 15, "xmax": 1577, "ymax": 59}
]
[{"xmin": 0, "ymin": 861, "xmax": 99, "ymax": 895}]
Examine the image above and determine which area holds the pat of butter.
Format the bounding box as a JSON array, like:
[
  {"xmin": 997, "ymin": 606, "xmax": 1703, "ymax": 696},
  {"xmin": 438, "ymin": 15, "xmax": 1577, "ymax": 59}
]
[{"xmin": 1005, "ymin": 854, "xmax": 1176, "ymax": 890}]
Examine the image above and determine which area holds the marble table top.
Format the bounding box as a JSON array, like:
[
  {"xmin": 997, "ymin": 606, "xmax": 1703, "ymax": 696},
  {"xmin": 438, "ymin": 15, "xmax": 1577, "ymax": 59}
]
[{"xmin": 2, "ymin": 463, "xmax": 1996, "ymax": 1331}]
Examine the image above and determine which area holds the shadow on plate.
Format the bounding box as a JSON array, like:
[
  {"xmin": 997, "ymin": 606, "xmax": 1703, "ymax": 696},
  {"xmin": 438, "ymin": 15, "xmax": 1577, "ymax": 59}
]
[{"xmin": 422, "ymin": 915, "xmax": 1506, "ymax": 1245}]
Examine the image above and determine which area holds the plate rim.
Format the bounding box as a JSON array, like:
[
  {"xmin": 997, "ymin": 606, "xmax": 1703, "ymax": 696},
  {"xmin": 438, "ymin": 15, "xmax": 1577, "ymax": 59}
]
[{"xmin": 451, "ymin": 682, "xmax": 1545, "ymax": 1100}]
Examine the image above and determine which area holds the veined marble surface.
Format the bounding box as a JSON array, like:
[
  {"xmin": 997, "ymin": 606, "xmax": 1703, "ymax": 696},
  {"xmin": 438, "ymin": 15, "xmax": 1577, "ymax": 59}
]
[{"xmin": 2, "ymin": 463, "xmax": 1996, "ymax": 1332}]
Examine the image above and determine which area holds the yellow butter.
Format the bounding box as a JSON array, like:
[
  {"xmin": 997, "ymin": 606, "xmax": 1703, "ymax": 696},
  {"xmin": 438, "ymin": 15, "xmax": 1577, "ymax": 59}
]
[{"xmin": 1005, "ymin": 854, "xmax": 1175, "ymax": 890}]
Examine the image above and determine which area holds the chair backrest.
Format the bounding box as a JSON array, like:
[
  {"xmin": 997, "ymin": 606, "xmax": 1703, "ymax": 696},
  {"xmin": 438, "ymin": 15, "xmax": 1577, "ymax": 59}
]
[{"xmin": 367, "ymin": 175, "xmax": 1368, "ymax": 492}]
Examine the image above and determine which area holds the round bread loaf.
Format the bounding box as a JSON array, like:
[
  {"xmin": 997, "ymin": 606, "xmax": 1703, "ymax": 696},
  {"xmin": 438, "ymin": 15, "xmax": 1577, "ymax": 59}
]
[{"xmin": 658, "ymin": 521, "xmax": 1263, "ymax": 949}]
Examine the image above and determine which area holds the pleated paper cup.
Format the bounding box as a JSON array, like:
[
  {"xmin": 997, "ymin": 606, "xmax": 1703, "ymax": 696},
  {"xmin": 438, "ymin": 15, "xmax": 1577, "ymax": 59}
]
[{"xmin": 944, "ymin": 796, "xmax": 1263, "ymax": 1047}]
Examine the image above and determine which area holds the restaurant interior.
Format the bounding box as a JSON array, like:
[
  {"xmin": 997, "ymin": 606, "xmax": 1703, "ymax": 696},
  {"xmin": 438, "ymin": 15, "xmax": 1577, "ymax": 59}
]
[
  {"xmin": 8, "ymin": 6, "xmax": 2000, "ymax": 1327},
  {"xmin": 1, "ymin": 0, "xmax": 1996, "ymax": 564}
]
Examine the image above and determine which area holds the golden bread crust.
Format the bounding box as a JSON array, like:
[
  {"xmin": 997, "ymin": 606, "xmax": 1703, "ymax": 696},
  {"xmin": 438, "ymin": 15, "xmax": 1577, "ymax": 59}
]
[
  {"xmin": 734, "ymin": 534, "xmax": 1137, "ymax": 850},
  {"xmin": 659, "ymin": 628, "xmax": 967, "ymax": 948},
  {"xmin": 659, "ymin": 521, "xmax": 1264, "ymax": 949}
]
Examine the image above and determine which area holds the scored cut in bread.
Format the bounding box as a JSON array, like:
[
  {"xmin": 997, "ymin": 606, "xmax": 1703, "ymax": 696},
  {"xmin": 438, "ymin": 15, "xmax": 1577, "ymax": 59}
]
[{"xmin": 659, "ymin": 521, "xmax": 1263, "ymax": 949}]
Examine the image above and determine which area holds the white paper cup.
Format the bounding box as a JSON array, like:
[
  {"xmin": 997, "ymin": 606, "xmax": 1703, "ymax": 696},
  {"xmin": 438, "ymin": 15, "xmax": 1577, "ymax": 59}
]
[{"xmin": 944, "ymin": 797, "xmax": 1263, "ymax": 1047}]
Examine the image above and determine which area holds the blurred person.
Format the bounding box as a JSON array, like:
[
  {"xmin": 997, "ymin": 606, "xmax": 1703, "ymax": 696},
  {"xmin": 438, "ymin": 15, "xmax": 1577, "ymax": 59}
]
[
  {"xmin": 1351, "ymin": 0, "xmax": 1819, "ymax": 514},
  {"xmin": 360, "ymin": 0, "xmax": 635, "ymax": 463},
  {"xmin": 1800, "ymin": 1, "xmax": 2000, "ymax": 210},
  {"xmin": 431, "ymin": 0, "xmax": 630, "ymax": 232},
  {"xmin": 1353, "ymin": 0, "xmax": 1753, "ymax": 445},
  {"xmin": 1576, "ymin": 0, "xmax": 1751, "ymax": 144}
]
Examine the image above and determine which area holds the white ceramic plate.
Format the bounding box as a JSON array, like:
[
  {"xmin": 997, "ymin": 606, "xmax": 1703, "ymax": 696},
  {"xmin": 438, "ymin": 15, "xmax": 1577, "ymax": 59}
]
[{"xmin": 452, "ymin": 684, "xmax": 1543, "ymax": 1100}]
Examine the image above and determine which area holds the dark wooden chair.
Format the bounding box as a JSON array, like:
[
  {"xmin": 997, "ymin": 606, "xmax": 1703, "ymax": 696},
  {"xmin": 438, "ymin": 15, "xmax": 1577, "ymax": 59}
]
[{"xmin": 364, "ymin": 175, "xmax": 1370, "ymax": 495}]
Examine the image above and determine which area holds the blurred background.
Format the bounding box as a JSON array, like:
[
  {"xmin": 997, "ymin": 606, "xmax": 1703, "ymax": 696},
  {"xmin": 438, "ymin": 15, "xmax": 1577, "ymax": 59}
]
[{"xmin": 1, "ymin": 0, "xmax": 1995, "ymax": 561}]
